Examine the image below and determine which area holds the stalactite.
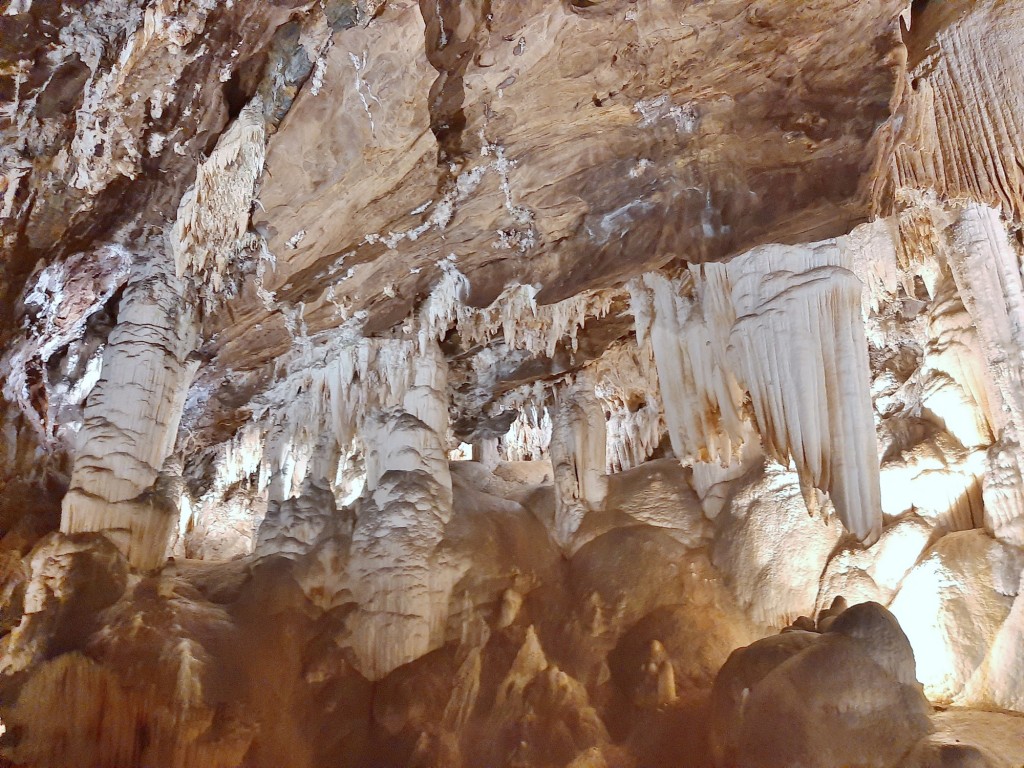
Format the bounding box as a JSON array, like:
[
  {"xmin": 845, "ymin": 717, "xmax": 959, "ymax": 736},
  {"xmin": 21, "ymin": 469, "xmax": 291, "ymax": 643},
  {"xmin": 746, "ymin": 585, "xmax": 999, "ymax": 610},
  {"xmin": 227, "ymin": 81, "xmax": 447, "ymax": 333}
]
[
  {"xmin": 983, "ymin": 438, "xmax": 1024, "ymax": 547},
  {"xmin": 252, "ymin": 332, "xmax": 418, "ymax": 507},
  {"xmin": 500, "ymin": 398, "xmax": 552, "ymax": 462},
  {"xmin": 947, "ymin": 204, "xmax": 1024, "ymax": 542},
  {"xmin": 1, "ymin": 246, "xmax": 130, "ymax": 442},
  {"xmin": 880, "ymin": 2, "xmax": 1024, "ymax": 221},
  {"xmin": 947, "ymin": 205, "xmax": 1024, "ymax": 435},
  {"xmin": 415, "ymin": 264, "xmax": 619, "ymax": 360},
  {"xmin": 629, "ymin": 272, "xmax": 746, "ymax": 467},
  {"xmin": 715, "ymin": 245, "xmax": 882, "ymax": 544},
  {"xmin": 170, "ymin": 96, "xmax": 267, "ymax": 296},
  {"xmin": 921, "ymin": 271, "xmax": 996, "ymax": 448},
  {"xmin": 592, "ymin": 341, "xmax": 664, "ymax": 474},
  {"xmin": 633, "ymin": 241, "xmax": 882, "ymax": 543}
]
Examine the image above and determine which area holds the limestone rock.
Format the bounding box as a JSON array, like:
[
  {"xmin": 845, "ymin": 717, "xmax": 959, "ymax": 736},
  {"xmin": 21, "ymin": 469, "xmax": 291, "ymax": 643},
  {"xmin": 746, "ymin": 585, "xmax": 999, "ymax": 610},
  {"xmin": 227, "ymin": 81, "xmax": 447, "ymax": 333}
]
[
  {"xmin": 889, "ymin": 530, "xmax": 1024, "ymax": 703},
  {"xmin": 709, "ymin": 602, "xmax": 932, "ymax": 768},
  {"xmin": 712, "ymin": 462, "xmax": 843, "ymax": 628}
]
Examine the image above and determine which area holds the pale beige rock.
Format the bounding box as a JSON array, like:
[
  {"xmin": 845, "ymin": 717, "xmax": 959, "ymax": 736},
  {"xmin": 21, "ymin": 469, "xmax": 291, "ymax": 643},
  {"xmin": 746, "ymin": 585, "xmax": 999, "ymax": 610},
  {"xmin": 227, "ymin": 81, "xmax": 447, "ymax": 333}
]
[
  {"xmin": 712, "ymin": 461, "xmax": 843, "ymax": 628},
  {"xmin": 905, "ymin": 709, "xmax": 1024, "ymax": 768},
  {"xmin": 878, "ymin": 429, "xmax": 985, "ymax": 531},
  {"xmin": 816, "ymin": 516, "xmax": 934, "ymax": 612},
  {"xmin": 889, "ymin": 530, "xmax": 1024, "ymax": 702}
]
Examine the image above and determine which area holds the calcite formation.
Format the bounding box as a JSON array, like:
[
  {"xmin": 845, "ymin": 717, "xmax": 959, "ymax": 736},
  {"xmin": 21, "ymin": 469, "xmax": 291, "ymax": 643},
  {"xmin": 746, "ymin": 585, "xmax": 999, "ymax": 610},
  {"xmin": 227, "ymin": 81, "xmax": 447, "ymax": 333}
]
[{"xmin": 2, "ymin": 0, "xmax": 1024, "ymax": 766}]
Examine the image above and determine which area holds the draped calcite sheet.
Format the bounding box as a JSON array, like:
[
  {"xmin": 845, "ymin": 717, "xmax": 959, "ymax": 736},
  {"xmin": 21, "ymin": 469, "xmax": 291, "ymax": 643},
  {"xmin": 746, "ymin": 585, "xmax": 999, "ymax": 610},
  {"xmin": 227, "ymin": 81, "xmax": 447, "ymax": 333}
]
[
  {"xmin": 632, "ymin": 240, "xmax": 882, "ymax": 544},
  {"xmin": 160, "ymin": 0, "xmax": 907, "ymax": 444},
  {"xmin": 880, "ymin": 0, "xmax": 1024, "ymax": 222}
]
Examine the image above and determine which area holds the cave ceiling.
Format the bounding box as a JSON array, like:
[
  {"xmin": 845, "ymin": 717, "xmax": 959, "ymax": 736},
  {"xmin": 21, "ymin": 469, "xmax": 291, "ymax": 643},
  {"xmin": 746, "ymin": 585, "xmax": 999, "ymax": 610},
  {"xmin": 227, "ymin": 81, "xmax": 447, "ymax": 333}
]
[{"xmin": 1, "ymin": 0, "xmax": 910, "ymax": 457}]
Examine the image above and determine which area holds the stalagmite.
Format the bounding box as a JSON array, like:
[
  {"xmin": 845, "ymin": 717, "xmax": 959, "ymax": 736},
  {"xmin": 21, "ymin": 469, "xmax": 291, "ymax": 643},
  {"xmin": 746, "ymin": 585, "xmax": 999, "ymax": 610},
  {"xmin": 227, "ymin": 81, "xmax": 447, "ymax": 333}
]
[
  {"xmin": 549, "ymin": 374, "xmax": 608, "ymax": 548},
  {"xmin": 60, "ymin": 250, "xmax": 200, "ymax": 571},
  {"xmin": 10, "ymin": 0, "xmax": 1024, "ymax": 763},
  {"xmin": 347, "ymin": 340, "xmax": 457, "ymax": 679},
  {"xmin": 474, "ymin": 437, "xmax": 500, "ymax": 471},
  {"xmin": 60, "ymin": 89, "xmax": 272, "ymax": 571},
  {"xmin": 255, "ymin": 478, "xmax": 338, "ymax": 557}
]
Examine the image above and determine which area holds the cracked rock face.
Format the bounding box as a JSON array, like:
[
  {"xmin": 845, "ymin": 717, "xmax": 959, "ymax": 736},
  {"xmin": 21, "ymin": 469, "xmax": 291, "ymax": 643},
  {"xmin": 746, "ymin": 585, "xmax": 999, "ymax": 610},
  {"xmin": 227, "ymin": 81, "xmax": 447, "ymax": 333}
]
[{"xmin": 3, "ymin": 0, "xmax": 1024, "ymax": 766}]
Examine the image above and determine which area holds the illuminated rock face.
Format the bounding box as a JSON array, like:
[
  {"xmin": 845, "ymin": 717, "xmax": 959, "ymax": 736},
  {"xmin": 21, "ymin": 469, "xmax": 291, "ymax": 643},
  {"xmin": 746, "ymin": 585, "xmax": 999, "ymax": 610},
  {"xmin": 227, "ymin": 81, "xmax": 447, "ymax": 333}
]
[{"xmin": 2, "ymin": 0, "xmax": 1024, "ymax": 765}]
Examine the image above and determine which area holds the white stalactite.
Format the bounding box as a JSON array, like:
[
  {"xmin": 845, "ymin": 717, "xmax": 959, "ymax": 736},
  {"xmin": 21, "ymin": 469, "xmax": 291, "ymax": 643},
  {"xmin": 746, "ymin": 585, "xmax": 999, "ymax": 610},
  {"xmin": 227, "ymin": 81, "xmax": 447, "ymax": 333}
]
[
  {"xmin": 501, "ymin": 400, "xmax": 552, "ymax": 462},
  {"xmin": 1, "ymin": 246, "xmax": 130, "ymax": 442},
  {"xmin": 415, "ymin": 264, "xmax": 618, "ymax": 360},
  {"xmin": 629, "ymin": 272, "xmax": 746, "ymax": 467},
  {"xmin": 592, "ymin": 341, "xmax": 664, "ymax": 474},
  {"xmin": 947, "ymin": 204, "xmax": 1024, "ymax": 435},
  {"xmin": 718, "ymin": 245, "xmax": 882, "ymax": 544},
  {"xmin": 252, "ymin": 331, "xmax": 417, "ymax": 500},
  {"xmin": 948, "ymin": 204, "xmax": 1024, "ymax": 541},
  {"xmin": 633, "ymin": 239, "xmax": 882, "ymax": 544},
  {"xmin": 921, "ymin": 273, "xmax": 996, "ymax": 449}
]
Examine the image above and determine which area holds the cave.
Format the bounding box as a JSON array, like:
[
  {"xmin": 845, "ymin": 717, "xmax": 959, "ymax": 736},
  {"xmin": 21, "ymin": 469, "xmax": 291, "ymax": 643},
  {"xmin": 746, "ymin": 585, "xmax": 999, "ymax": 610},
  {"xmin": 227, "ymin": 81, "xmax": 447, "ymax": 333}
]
[{"xmin": 2, "ymin": 0, "xmax": 1024, "ymax": 766}]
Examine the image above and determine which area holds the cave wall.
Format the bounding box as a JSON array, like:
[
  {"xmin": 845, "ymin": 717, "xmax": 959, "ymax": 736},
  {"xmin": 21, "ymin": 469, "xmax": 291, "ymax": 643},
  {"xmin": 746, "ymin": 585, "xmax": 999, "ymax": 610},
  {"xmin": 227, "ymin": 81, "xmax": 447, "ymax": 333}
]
[{"xmin": 2, "ymin": 0, "xmax": 1024, "ymax": 766}]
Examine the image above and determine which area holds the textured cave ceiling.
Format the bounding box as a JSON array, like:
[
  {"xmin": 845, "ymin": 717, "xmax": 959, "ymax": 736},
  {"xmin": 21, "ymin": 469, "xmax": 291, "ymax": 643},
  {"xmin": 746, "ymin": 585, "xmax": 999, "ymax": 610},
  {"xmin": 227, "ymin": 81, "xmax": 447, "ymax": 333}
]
[{"xmin": 3, "ymin": 0, "xmax": 910, "ymax": 452}]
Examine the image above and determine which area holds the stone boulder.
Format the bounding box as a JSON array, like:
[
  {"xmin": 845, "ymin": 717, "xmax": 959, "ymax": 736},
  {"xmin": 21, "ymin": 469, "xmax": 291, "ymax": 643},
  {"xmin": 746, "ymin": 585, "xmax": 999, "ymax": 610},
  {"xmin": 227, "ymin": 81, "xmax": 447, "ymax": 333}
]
[{"xmin": 709, "ymin": 601, "xmax": 932, "ymax": 768}]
